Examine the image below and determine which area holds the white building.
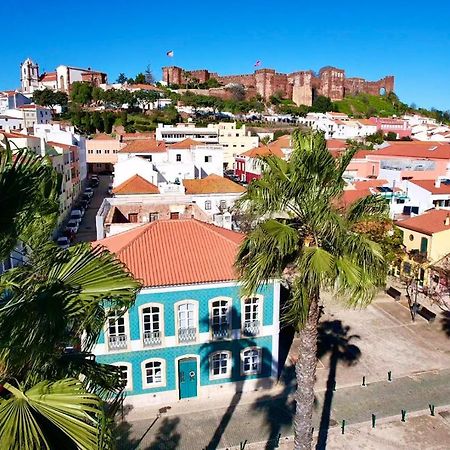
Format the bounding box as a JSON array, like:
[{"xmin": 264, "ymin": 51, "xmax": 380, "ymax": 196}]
[
  {"xmin": 0, "ymin": 115, "xmax": 24, "ymax": 132},
  {"xmin": 404, "ymin": 179, "xmax": 450, "ymax": 213},
  {"xmin": 0, "ymin": 91, "xmax": 31, "ymax": 113},
  {"xmin": 5, "ymin": 105, "xmax": 52, "ymax": 130},
  {"xmin": 156, "ymin": 123, "xmax": 219, "ymax": 143},
  {"xmin": 115, "ymin": 138, "xmax": 223, "ymax": 185}
]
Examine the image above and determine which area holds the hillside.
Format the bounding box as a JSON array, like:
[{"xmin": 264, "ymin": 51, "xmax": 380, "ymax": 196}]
[{"xmin": 334, "ymin": 93, "xmax": 404, "ymax": 117}]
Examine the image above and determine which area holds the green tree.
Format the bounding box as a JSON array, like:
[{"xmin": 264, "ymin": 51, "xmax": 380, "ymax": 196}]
[
  {"xmin": 311, "ymin": 95, "xmax": 334, "ymax": 113},
  {"xmin": 33, "ymin": 89, "xmax": 68, "ymax": 109},
  {"xmin": 235, "ymin": 130, "xmax": 388, "ymax": 450},
  {"xmin": 134, "ymin": 73, "xmax": 146, "ymax": 84},
  {"xmin": 0, "ymin": 141, "xmax": 141, "ymax": 448},
  {"xmin": 92, "ymin": 111, "xmax": 104, "ymax": 132},
  {"xmin": 102, "ymin": 111, "xmax": 115, "ymax": 133},
  {"xmin": 385, "ymin": 131, "xmax": 398, "ymax": 141},
  {"xmin": 70, "ymin": 82, "xmax": 93, "ymax": 105},
  {"xmin": 144, "ymin": 64, "xmax": 155, "ymax": 84},
  {"xmin": 366, "ymin": 130, "xmax": 384, "ymax": 145},
  {"xmin": 116, "ymin": 72, "xmax": 127, "ymax": 84}
]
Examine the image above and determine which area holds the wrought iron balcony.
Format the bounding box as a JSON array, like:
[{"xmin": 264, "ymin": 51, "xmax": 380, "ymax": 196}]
[
  {"xmin": 143, "ymin": 330, "xmax": 161, "ymax": 346},
  {"xmin": 242, "ymin": 320, "xmax": 260, "ymax": 337},
  {"xmin": 108, "ymin": 334, "xmax": 127, "ymax": 350},
  {"xmin": 211, "ymin": 323, "xmax": 231, "ymax": 340},
  {"xmin": 178, "ymin": 327, "xmax": 197, "ymax": 343}
]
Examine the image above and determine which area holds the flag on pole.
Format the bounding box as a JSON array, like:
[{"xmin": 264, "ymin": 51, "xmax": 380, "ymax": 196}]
[
  {"xmin": 166, "ymin": 50, "xmax": 174, "ymax": 57},
  {"xmin": 254, "ymin": 60, "xmax": 261, "ymax": 67}
]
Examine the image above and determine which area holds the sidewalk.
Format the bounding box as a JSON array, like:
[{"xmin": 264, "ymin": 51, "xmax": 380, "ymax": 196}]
[{"xmin": 116, "ymin": 368, "xmax": 450, "ymax": 449}]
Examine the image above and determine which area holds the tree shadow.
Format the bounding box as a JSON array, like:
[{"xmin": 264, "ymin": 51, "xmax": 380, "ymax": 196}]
[
  {"xmin": 315, "ymin": 320, "xmax": 361, "ymax": 450},
  {"xmin": 252, "ymin": 364, "xmax": 296, "ymax": 449},
  {"xmin": 199, "ymin": 305, "xmax": 272, "ymax": 450},
  {"xmin": 144, "ymin": 417, "xmax": 181, "ymax": 450},
  {"xmin": 441, "ymin": 311, "xmax": 450, "ymax": 338}
]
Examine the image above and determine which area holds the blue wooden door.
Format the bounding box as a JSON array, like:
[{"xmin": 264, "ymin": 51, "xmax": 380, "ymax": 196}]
[{"xmin": 178, "ymin": 358, "xmax": 197, "ymax": 399}]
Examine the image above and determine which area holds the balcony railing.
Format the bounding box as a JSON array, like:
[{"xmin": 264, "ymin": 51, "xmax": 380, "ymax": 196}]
[
  {"xmin": 108, "ymin": 334, "xmax": 127, "ymax": 350},
  {"xmin": 242, "ymin": 320, "xmax": 260, "ymax": 337},
  {"xmin": 178, "ymin": 327, "xmax": 197, "ymax": 343},
  {"xmin": 143, "ymin": 330, "xmax": 161, "ymax": 346},
  {"xmin": 211, "ymin": 323, "xmax": 230, "ymax": 340}
]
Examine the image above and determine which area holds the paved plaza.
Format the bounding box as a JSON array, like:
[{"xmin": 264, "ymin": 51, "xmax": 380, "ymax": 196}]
[{"xmin": 115, "ymin": 292, "xmax": 450, "ymax": 449}]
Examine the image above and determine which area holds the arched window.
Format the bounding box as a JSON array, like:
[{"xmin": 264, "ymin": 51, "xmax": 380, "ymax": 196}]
[
  {"xmin": 142, "ymin": 305, "xmax": 162, "ymax": 346},
  {"xmin": 112, "ymin": 363, "xmax": 132, "ymax": 391},
  {"xmin": 142, "ymin": 359, "xmax": 165, "ymax": 388},
  {"xmin": 241, "ymin": 348, "xmax": 262, "ymax": 375},
  {"xmin": 210, "ymin": 351, "xmax": 231, "ymax": 379}
]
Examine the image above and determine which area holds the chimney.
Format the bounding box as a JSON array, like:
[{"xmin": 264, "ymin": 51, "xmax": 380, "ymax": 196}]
[
  {"xmin": 435, "ymin": 178, "xmax": 441, "ymax": 188},
  {"xmin": 445, "ymin": 214, "xmax": 450, "ymax": 226}
]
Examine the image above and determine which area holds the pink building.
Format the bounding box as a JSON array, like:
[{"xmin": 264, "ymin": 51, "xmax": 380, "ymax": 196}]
[{"xmin": 369, "ymin": 117, "xmax": 412, "ymax": 139}]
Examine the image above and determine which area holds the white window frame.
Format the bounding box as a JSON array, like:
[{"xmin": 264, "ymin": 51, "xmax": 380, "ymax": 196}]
[
  {"xmin": 138, "ymin": 303, "xmax": 164, "ymax": 347},
  {"xmin": 240, "ymin": 295, "xmax": 263, "ymax": 335},
  {"xmin": 141, "ymin": 358, "xmax": 166, "ymax": 389},
  {"xmin": 112, "ymin": 362, "xmax": 133, "ymax": 391},
  {"xmin": 241, "ymin": 347, "xmax": 262, "ymax": 376},
  {"xmin": 209, "ymin": 350, "xmax": 232, "ymax": 380},
  {"xmin": 208, "ymin": 297, "xmax": 231, "ymax": 339},
  {"xmin": 174, "ymin": 300, "xmax": 199, "ymax": 345},
  {"xmin": 105, "ymin": 310, "xmax": 130, "ymax": 352}
]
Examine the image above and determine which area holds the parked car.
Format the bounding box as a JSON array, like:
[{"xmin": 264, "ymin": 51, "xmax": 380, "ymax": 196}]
[
  {"xmin": 56, "ymin": 236, "xmax": 70, "ymax": 249},
  {"xmin": 81, "ymin": 194, "xmax": 91, "ymax": 204},
  {"xmin": 65, "ymin": 220, "xmax": 79, "ymax": 234},
  {"xmin": 90, "ymin": 174, "xmax": 99, "ymax": 181},
  {"xmin": 107, "ymin": 184, "xmax": 113, "ymax": 195},
  {"xmin": 89, "ymin": 178, "xmax": 99, "ymax": 188},
  {"xmin": 70, "ymin": 210, "xmax": 83, "ymax": 224}
]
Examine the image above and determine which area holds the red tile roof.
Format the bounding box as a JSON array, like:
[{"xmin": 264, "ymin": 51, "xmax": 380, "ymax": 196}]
[
  {"xmin": 337, "ymin": 189, "xmax": 372, "ymax": 208},
  {"xmin": 17, "ymin": 104, "xmax": 49, "ymax": 110},
  {"xmin": 94, "ymin": 219, "xmax": 244, "ymax": 287},
  {"xmin": 183, "ymin": 174, "xmax": 246, "ymax": 194},
  {"xmin": 39, "ymin": 72, "xmax": 57, "ymax": 82},
  {"xmin": 120, "ymin": 139, "xmax": 166, "ymax": 153},
  {"xmin": 326, "ymin": 139, "xmax": 348, "ymax": 150},
  {"xmin": 375, "ymin": 142, "xmax": 450, "ymax": 159},
  {"xmin": 113, "ymin": 175, "xmax": 159, "ymax": 195},
  {"xmin": 127, "ymin": 83, "xmax": 164, "ymax": 92},
  {"xmin": 396, "ymin": 209, "xmax": 450, "ymax": 235},
  {"xmin": 352, "ymin": 179, "xmax": 389, "ymax": 190},
  {"xmin": 47, "ymin": 141, "xmax": 78, "ymax": 150},
  {"xmin": 91, "ymin": 133, "xmax": 116, "ymax": 140},
  {"xmin": 409, "ymin": 179, "xmax": 450, "ymax": 194},
  {"xmin": 169, "ymin": 138, "xmax": 202, "ymax": 149},
  {"xmin": 242, "ymin": 144, "xmax": 284, "ymax": 158},
  {"xmin": 1, "ymin": 131, "xmax": 39, "ymax": 140}
]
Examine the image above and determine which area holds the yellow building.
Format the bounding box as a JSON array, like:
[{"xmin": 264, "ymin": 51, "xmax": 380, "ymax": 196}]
[{"xmin": 396, "ymin": 208, "xmax": 450, "ymax": 286}]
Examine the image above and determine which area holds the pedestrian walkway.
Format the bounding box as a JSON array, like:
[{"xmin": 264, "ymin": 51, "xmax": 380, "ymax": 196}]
[{"xmin": 116, "ymin": 368, "xmax": 450, "ymax": 450}]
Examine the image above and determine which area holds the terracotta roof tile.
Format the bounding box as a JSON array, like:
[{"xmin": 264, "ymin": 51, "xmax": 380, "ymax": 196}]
[
  {"xmin": 169, "ymin": 138, "xmax": 203, "ymax": 149},
  {"xmin": 409, "ymin": 179, "xmax": 450, "ymax": 194},
  {"xmin": 326, "ymin": 139, "xmax": 348, "ymax": 150},
  {"xmin": 396, "ymin": 209, "xmax": 450, "ymax": 235},
  {"xmin": 352, "ymin": 179, "xmax": 389, "ymax": 190},
  {"xmin": 47, "ymin": 141, "xmax": 78, "ymax": 150},
  {"xmin": 375, "ymin": 142, "xmax": 450, "ymax": 159},
  {"xmin": 183, "ymin": 174, "xmax": 246, "ymax": 194},
  {"xmin": 113, "ymin": 175, "xmax": 159, "ymax": 195},
  {"xmin": 39, "ymin": 72, "xmax": 57, "ymax": 82},
  {"xmin": 119, "ymin": 139, "xmax": 166, "ymax": 153},
  {"xmin": 94, "ymin": 219, "xmax": 244, "ymax": 287},
  {"xmin": 242, "ymin": 144, "xmax": 284, "ymax": 158}
]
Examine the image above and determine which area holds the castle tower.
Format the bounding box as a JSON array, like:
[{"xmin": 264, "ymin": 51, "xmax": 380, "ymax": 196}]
[{"xmin": 20, "ymin": 58, "xmax": 40, "ymax": 93}]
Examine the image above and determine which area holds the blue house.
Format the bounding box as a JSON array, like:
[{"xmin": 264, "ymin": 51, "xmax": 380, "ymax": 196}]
[{"xmin": 93, "ymin": 219, "xmax": 280, "ymax": 406}]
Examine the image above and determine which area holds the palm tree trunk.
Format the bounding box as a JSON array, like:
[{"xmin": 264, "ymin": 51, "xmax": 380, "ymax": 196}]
[{"xmin": 293, "ymin": 296, "xmax": 320, "ymax": 450}]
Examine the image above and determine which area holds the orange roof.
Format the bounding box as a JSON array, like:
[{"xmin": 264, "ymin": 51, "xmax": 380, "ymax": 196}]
[
  {"xmin": 91, "ymin": 133, "xmax": 115, "ymax": 140},
  {"xmin": 358, "ymin": 119, "xmax": 377, "ymax": 126},
  {"xmin": 169, "ymin": 138, "xmax": 202, "ymax": 149},
  {"xmin": 396, "ymin": 209, "xmax": 450, "ymax": 235},
  {"xmin": 1, "ymin": 131, "xmax": 39, "ymax": 140},
  {"xmin": 39, "ymin": 72, "xmax": 57, "ymax": 82},
  {"xmin": 326, "ymin": 139, "xmax": 348, "ymax": 150},
  {"xmin": 183, "ymin": 174, "xmax": 246, "ymax": 194},
  {"xmin": 94, "ymin": 219, "xmax": 244, "ymax": 287},
  {"xmin": 409, "ymin": 179, "xmax": 450, "ymax": 194},
  {"xmin": 120, "ymin": 139, "xmax": 166, "ymax": 153},
  {"xmin": 352, "ymin": 179, "xmax": 389, "ymax": 190},
  {"xmin": 242, "ymin": 144, "xmax": 284, "ymax": 158},
  {"xmin": 113, "ymin": 175, "xmax": 159, "ymax": 195},
  {"xmin": 47, "ymin": 141, "xmax": 78, "ymax": 150},
  {"xmin": 121, "ymin": 132, "xmax": 155, "ymax": 140},
  {"xmin": 127, "ymin": 84, "xmax": 163, "ymax": 92},
  {"xmin": 337, "ymin": 189, "xmax": 372, "ymax": 208},
  {"xmin": 17, "ymin": 104, "xmax": 49, "ymax": 110},
  {"xmin": 375, "ymin": 142, "xmax": 450, "ymax": 159}
]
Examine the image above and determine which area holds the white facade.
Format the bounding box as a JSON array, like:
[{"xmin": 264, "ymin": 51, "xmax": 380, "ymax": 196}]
[
  {"xmin": 0, "ymin": 115, "xmax": 24, "ymax": 132},
  {"xmin": 113, "ymin": 157, "xmax": 159, "ymax": 187},
  {"xmin": 156, "ymin": 123, "xmax": 219, "ymax": 143}
]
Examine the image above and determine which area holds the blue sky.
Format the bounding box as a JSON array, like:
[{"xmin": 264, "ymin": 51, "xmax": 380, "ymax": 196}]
[{"xmin": 3, "ymin": 0, "xmax": 450, "ymax": 110}]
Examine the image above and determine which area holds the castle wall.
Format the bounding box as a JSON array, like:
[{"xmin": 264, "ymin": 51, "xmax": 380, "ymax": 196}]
[{"xmin": 162, "ymin": 66, "xmax": 395, "ymax": 104}]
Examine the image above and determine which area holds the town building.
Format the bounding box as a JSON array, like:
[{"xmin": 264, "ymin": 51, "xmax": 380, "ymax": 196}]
[
  {"xmin": 395, "ymin": 209, "xmax": 450, "ymax": 287},
  {"xmin": 86, "ymin": 134, "xmax": 125, "ymax": 174},
  {"xmin": 368, "ymin": 117, "xmax": 412, "ymax": 139},
  {"xmin": 156, "ymin": 123, "xmax": 219, "ymax": 144},
  {"xmin": 20, "ymin": 58, "xmax": 107, "ymax": 94},
  {"xmin": 92, "ymin": 219, "xmax": 280, "ymax": 406},
  {"xmin": 4, "ymin": 104, "xmax": 52, "ymax": 130},
  {"xmin": 0, "ymin": 114, "xmax": 24, "ymax": 132},
  {"xmin": 403, "ymin": 179, "xmax": 450, "ymax": 214},
  {"xmin": 0, "ymin": 90, "xmax": 31, "ymax": 113}
]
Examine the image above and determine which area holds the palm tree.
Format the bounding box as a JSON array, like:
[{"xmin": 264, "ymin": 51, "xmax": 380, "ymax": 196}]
[
  {"xmin": 0, "ymin": 140, "xmax": 141, "ymax": 448},
  {"xmin": 235, "ymin": 130, "xmax": 388, "ymax": 450}
]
